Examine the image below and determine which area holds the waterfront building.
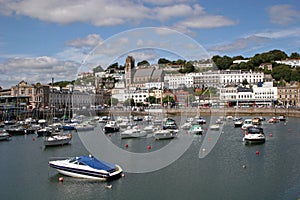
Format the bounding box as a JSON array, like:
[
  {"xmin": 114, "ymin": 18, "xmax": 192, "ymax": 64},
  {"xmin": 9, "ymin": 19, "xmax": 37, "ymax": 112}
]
[
  {"xmin": 193, "ymin": 71, "xmax": 220, "ymax": 88},
  {"xmin": 165, "ymin": 73, "xmax": 194, "ymax": 89},
  {"xmin": 277, "ymin": 82, "xmax": 300, "ymax": 107},
  {"xmin": 219, "ymin": 70, "xmax": 264, "ymax": 85}
]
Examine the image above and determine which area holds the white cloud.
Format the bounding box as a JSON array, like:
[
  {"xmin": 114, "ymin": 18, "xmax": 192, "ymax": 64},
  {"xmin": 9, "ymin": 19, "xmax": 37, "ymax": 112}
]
[
  {"xmin": 154, "ymin": 4, "xmax": 205, "ymax": 21},
  {"xmin": 176, "ymin": 15, "xmax": 237, "ymax": 29},
  {"xmin": 268, "ymin": 4, "xmax": 300, "ymax": 25},
  {"xmin": 3, "ymin": 0, "xmax": 150, "ymax": 26},
  {"xmin": 128, "ymin": 50, "xmax": 158, "ymax": 63},
  {"xmin": 208, "ymin": 35, "xmax": 270, "ymax": 54},
  {"xmin": 254, "ymin": 28, "xmax": 300, "ymax": 39},
  {"xmin": 0, "ymin": 56, "xmax": 80, "ymax": 88},
  {"xmin": 66, "ymin": 34, "xmax": 103, "ymax": 48},
  {"xmin": 0, "ymin": 0, "xmax": 236, "ymax": 32}
]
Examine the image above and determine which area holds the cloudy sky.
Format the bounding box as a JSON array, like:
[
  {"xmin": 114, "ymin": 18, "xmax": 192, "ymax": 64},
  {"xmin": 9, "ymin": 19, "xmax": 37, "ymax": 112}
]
[{"xmin": 0, "ymin": 0, "xmax": 299, "ymax": 88}]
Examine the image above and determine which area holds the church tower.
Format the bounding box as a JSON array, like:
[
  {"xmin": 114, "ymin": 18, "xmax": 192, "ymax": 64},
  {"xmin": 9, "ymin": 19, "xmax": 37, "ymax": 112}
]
[{"xmin": 125, "ymin": 56, "xmax": 135, "ymax": 88}]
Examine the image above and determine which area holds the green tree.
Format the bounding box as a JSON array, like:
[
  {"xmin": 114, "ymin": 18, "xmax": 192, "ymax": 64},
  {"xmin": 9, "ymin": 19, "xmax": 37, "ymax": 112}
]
[
  {"xmin": 110, "ymin": 98, "xmax": 119, "ymax": 106},
  {"xmin": 242, "ymin": 79, "xmax": 248, "ymax": 86},
  {"xmin": 158, "ymin": 58, "xmax": 171, "ymax": 64},
  {"xmin": 137, "ymin": 60, "xmax": 150, "ymax": 66},
  {"xmin": 271, "ymin": 65, "xmax": 291, "ymax": 82},
  {"xmin": 290, "ymin": 52, "xmax": 300, "ymax": 59},
  {"xmin": 145, "ymin": 96, "xmax": 157, "ymax": 104},
  {"xmin": 162, "ymin": 95, "xmax": 175, "ymax": 105},
  {"xmin": 124, "ymin": 98, "xmax": 135, "ymax": 106}
]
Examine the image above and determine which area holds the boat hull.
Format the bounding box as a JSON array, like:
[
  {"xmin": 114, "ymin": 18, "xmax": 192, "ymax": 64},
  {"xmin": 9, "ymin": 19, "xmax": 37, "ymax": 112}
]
[
  {"xmin": 104, "ymin": 126, "xmax": 120, "ymax": 133},
  {"xmin": 44, "ymin": 135, "xmax": 72, "ymax": 147},
  {"xmin": 49, "ymin": 159, "xmax": 123, "ymax": 181}
]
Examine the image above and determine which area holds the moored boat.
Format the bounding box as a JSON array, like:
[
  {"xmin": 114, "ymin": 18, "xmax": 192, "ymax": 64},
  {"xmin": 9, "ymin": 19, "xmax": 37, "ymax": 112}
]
[
  {"xmin": 103, "ymin": 121, "xmax": 120, "ymax": 133},
  {"xmin": 189, "ymin": 124, "xmax": 204, "ymax": 135},
  {"xmin": 48, "ymin": 155, "xmax": 123, "ymax": 180},
  {"xmin": 154, "ymin": 129, "xmax": 178, "ymax": 140},
  {"xmin": 243, "ymin": 126, "xmax": 265, "ymax": 144},
  {"xmin": 120, "ymin": 126, "xmax": 147, "ymax": 139},
  {"xmin": 44, "ymin": 133, "xmax": 72, "ymax": 147},
  {"xmin": 0, "ymin": 130, "xmax": 10, "ymax": 141}
]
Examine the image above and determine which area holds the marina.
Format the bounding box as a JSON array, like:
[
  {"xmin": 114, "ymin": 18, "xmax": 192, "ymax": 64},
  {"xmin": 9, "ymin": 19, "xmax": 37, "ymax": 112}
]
[{"xmin": 1, "ymin": 115, "xmax": 300, "ymax": 199}]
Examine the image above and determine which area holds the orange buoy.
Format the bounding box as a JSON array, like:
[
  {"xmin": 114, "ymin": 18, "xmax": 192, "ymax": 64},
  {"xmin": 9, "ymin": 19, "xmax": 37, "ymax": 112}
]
[
  {"xmin": 255, "ymin": 150, "xmax": 260, "ymax": 155},
  {"xmin": 59, "ymin": 177, "xmax": 64, "ymax": 182},
  {"xmin": 147, "ymin": 145, "xmax": 151, "ymax": 150},
  {"xmin": 125, "ymin": 144, "xmax": 129, "ymax": 148}
]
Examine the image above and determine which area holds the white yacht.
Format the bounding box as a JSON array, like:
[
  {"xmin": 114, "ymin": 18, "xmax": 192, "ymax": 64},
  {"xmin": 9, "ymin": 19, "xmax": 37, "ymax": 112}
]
[
  {"xmin": 103, "ymin": 121, "xmax": 120, "ymax": 133},
  {"xmin": 243, "ymin": 126, "xmax": 265, "ymax": 144},
  {"xmin": 241, "ymin": 119, "xmax": 253, "ymax": 130},
  {"xmin": 154, "ymin": 129, "xmax": 178, "ymax": 140},
  {"xmin": 120, "ymin": 126, "xmax": 147, "ymax": 139},
  {"xmin": 49, "ymin": 155, "xmax": 123, "ymax": 180}
]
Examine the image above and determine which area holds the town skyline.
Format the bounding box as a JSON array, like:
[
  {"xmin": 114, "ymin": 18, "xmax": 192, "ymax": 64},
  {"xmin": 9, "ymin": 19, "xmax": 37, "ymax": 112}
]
[{"xmin": 0, "ymin": 0, "xmax": 299, "ymax": 88}]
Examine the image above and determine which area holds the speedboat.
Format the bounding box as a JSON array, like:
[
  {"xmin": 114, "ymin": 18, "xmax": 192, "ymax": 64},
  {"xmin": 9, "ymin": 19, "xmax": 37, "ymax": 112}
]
[
  {"xmin": 278, "ymin": 116, "xmax": 286, "ymax": 121},
  {"xmin": 0, "ymin": 130, "xmax": 10, "ymax": 141},
  {"xmin": 154, "ymin": 129, "xmax": 178, "ymax": 140},
  {"xmin": 49, "ymin": 155, "xmax": 123, "ymax": 180},
  {"xmin": 75, "ymin": 123, "xmax": 95, "ymax": 131},
  {"xmin": 268, "ymin": 117, "xmax": 279, "ymax": 123},
  {"xmin": 189, "ymin": 124, "xmax": 203, "ymax": 135},
  {"xmin": 195, "ymin": 117, "xmax": 206, "ymax": 125},
  {"xmin": 103, "ymin": 121, "xmax": 120, "ymax": 133},
  {"xmin": 234, "ymin": 120, "xmax": 243, "ymax": 128},
  {"xmin": 181, "ymin": 122, "xmax": 191, "ymax": 130},
  {"xmin": 163, "ymin": 118, "xmax": 178, "ymax": 130},
  {"xmin": 243, "ymin": 126, "xmax": 265, "ymax": 144},
  {"xmin": 241, "ymin": 119, "xmax": 253, "ymax": 130},
  {"xmin": 120, "ymin": 126, "xmax": 147, "ymax": 139},
  {"xmin": 44, "ymin": 133, "xmax": 72, "ymax": 147},
  {"xmin": 209, "ymin": 124, "xmax": 220, "ymax": 131}
]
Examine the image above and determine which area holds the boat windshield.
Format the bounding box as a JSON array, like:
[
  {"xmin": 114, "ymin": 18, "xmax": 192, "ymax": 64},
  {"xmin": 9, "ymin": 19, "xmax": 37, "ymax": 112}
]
[{"xmin": 247, "ymin": 127, "xmax": 264, "ymax": 134}]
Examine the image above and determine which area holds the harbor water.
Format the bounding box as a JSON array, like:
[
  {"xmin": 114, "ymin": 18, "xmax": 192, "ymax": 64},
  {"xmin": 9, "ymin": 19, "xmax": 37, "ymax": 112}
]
[{"xmin": 1, "ymin": 117, "xmax": 300, "ymax": 200}]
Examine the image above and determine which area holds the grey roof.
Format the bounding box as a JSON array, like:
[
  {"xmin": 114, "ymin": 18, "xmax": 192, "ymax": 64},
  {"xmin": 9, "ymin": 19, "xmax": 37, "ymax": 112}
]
[
  {"xmin": 151, "ymin": 69, "xmax": 163, "ymax": 79},
  {"xmin": 134, "ymin": 68, "xmax": 154, "ymax": 78}
]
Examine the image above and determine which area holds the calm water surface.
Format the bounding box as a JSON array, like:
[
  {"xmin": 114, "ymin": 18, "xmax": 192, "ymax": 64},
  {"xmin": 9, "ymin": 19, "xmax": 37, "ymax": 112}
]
[{"xmin": 1, "ymin": 117, "xmax": 300, "ymax": 200}]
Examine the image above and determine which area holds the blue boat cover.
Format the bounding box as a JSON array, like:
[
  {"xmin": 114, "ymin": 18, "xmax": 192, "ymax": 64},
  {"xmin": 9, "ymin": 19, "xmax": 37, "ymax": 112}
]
[{"xmin": 77, "ymin": 156, "xmax": 116, "ymax": 171}]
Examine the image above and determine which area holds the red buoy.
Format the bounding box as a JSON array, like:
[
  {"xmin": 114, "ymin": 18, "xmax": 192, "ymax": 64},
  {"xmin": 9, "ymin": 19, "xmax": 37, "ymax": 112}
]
[
  {"xmin": 32, "ymin": 137, "xmax": 35, "ymax": 141},
  {"xmin": 59, "ymin": 177, "xmax": 64, "ymax": 182},
  {"xmin": 108, "ymin": 134, "xmax": 112, "ymax": 137},
  {"xmin": 147, "ymin": 145, "xmax": 152, "ymax": 150},
  {"xmin": 125, "ymin": 144, "xmax": 129, "ymax": 148},
  {"xmin": 255, "ymin": 150, "xmax": 260, "ymax": 155},
  {"xmin": 269, "ymin": 133, "xmax": 273, "ymax": 137}
]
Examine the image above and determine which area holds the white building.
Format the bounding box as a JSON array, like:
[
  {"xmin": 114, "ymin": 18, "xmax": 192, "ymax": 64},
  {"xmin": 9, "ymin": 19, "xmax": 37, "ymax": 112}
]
[
  {"xmin": 165, "ymin": 73, "xmax": 194, "ymax": 89},
  {"xmin": 275, "ymin": 59, "xmax": 300, "ymax": 68},
  {"xmin": 220, "ymin": 70, "xmax": 263, "ymax": 85}
]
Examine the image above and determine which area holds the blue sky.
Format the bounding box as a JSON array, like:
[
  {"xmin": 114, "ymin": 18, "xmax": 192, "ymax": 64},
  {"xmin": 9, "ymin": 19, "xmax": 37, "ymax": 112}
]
[{"xmin": 0, "ymin": 0, "xmax": 299, "ymax": 88}]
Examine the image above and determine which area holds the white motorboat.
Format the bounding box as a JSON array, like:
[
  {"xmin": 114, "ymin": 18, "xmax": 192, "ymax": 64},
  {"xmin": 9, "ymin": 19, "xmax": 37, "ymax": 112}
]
[
  {"xmin": 75, "ymin": 123, "xmax": 95, "ymax": 131},
  {"xmin": 234, "ymin": 120, "xmax": 243, "ymax": 128},
  {"xmin": 189, "ymin": 124, "xmax": 203, "ymax": 135},
  {"xmin": 241, "ymin": 119, "xmax": 253, "ymax": 130},
  {"xmin": 243, "ymin": 126, "xmax": 265, "ymax": 144},
  {"xmin": 49, "ymin": 155, "xmax": 123, "ymax": 180},
  {"xmin": 154, "ymin": 129, "xmax": 178, "ymax": 140},
  {"xmin": 103, "ymin": 121, "xmax": 120, "ymax": 133},
  {"xmin": 0, "ymin": 130, "xmax": 10, "ymax": 141},
  {"xmin": 143, "ymin": 124, "xmax": 158, "ymax": 134},
  {"xmin": 181, "ymin": 122, "xmax": 191, "ymax": 130},
  {"xmin": 120, "ymin": 126, "xmax": 147, "ymax": 139},
  {"xmin": 44, "ymin": 133, "xmax": 72, "ymax": 147},
  {"xmin": 209, "ymin": 124, "xmax": 220, "ymax": 131}
]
